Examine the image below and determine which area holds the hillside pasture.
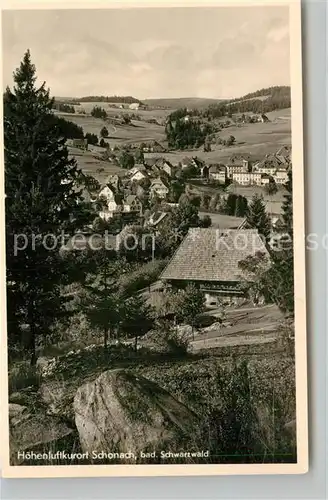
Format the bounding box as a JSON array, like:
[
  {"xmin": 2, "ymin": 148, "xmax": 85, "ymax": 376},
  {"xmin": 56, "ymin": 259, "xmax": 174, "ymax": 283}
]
[
  {"xmin": 68, "ymin": 149, "xmax": 125, "ymax": 184},
  {"xmin": 70, "ymin": 101, "xmax": 171, "ymax": 121},
  {"xmin": 143, "ymin": 97, "xmax": 225, "ymax": 110},
  {"xmin": 227, "ymin": 184, "xmax": 286, "ymax": 215},
  {"xmin": 56, "ymin": 108, "xmax": 167, "ymax": 146},
  {"xmin": 144, "ymin": 108, "xmax": 291, "ymax": 166}
]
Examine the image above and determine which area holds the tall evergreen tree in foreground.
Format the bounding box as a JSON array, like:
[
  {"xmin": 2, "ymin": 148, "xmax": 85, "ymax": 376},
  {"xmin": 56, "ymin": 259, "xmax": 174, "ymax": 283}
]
[
  {"xmin": 246, "ymin": 194, "xmax": 271, "ymax": 241},
  {"xmin": 5, "ymin": 50, "xmax": 93, "ymax": 364}
]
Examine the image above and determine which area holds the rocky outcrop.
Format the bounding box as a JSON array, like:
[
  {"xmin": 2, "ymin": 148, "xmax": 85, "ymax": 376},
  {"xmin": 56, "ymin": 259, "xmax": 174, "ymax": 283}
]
[
  {"xmin": 73, "ymin": 369, "xmax": 199, "ymax": 462},
  {"xmin": 10, "ymin": 410, "xmax": 75, "ymax": 465},
  {"xmin": 38, "ymin": 377, "xmax": 73, "ymax": 418},
  {"xmin": 9, "ymin": 403, "xmax": 29, "ymax": 426}
]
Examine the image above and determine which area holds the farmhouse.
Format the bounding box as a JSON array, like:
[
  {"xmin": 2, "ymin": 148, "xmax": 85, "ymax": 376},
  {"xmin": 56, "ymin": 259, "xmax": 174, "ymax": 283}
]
[
  {"xmin": 144, "ymin": 157, "xmax": 164, "ymax": 169},
  {"xmin": 229, "ymin": 154, "xmax": 251, "ymax": 166},
  {"xmin": 276, "ymin": 145, "xmax": 291, "ymax": 163},
  {"xmin": 106, "ymin": 174, "xmax": 122, "ymax": 191},
  {"xmin": 181, "ymin": 157, "xmax": 195, "ymax": 169},
  {"xmin": 150, "ymin": 178, "xmax": 170, "ymax": 199},
  {"xmin": 66, "ymin": 138, "xmax": 88, "ymax": 150},
  {"xmin": 160, "ymin": 228, "xmax": 268, "ymax": 307},
  {"xmin": 129, "ymin": 102, "xmax": 140, "ymax": 110},
  {"xmin": 141, "ymin": 141, "xmax": 166, "ymax": 153},
  {"xmin": 254, "ymin": 153, "xmax": 285, "ymax": 172}
]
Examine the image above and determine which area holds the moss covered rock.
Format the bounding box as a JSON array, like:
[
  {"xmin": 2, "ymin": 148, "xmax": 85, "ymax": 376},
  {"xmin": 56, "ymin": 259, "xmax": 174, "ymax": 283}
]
[{"xmin": 73, "ymin": 368, "xmax": 199, "ymax": 462}]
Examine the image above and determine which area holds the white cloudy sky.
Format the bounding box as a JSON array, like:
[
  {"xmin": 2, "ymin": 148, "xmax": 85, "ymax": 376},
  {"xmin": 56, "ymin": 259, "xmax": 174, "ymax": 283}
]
[{"xmin": 2, "ymin": 7, "xmax": 290, "ymax": 99}]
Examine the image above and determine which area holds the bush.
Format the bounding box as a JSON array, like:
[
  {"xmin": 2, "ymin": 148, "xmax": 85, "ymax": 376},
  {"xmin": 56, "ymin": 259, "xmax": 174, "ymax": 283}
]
[
  {"xmin": 151, "ymin": 320, "xmax": 190, "ymax": 357},
  {"xmin": 138, "ymin": 356, "xmax": 296, "ymax": 464},
  {"xmin": 118, "ymin": 260, "xmax": 167, "ymax": 296},
  {"xmin": 8, "ymin": 362, "xmax": 42, "ymax": 394}
]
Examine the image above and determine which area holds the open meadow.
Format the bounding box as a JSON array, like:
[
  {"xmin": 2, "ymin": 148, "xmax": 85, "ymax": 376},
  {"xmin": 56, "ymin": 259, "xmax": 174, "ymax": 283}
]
[
  {"xmin": 57, "ymin": 110, "xmax": 167, "ymax": 146},
  {"xmin": 67, "ymin": 147, "xmax": 125, "ymax": 184},
  {"xmin": 144, "ymin": 108, "xmax": 291, "ymax": 166}
]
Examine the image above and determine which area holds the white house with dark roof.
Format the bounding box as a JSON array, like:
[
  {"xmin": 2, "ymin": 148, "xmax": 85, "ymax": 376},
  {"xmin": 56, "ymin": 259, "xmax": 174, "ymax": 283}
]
[
  {"xmin": 160, "ymin": 228, "xmax": 268, "ymax": 306},
  {"xmin": 150, "ymin": 178, "xmax": 170, "ymax": 199},
  {"xmin": 130, "ymin": 167, "xmax": 148, "ymax": 182},
  {"xmin": 123, "ymin": 195, "xmax": 143, "ymax": 214},
  {"xmin": 98, "ymin": 184, "xmax": 123, "ymax": 220},
  {"xmin": 161, "ymin": 160, "xmax": 177, "ymax": 178}
]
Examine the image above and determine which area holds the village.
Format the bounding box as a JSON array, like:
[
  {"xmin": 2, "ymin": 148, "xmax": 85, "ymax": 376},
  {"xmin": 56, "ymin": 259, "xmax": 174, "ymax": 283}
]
[
  {"xmin": 4, "ymin": 36, "xmax": 296, "ymax": 464},
  {"xmin": 61, "ymin": 107, "xmax": 292, "ymax": 343}
]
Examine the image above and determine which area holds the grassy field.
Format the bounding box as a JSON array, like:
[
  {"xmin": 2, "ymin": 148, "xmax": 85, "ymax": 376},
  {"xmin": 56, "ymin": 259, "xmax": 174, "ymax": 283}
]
[
  {"xmin": 68, "ymin": 148, "xmax": 125, "ymax": 184},
  {"xmin": 144, "ymin": 108, "xmax": 291, "ymax": 166},
  {"xmin": 60, "ymin": 101, "xmax": 171, "ymax": 120},
  {"xmin": 65, "ymin": 105, "xmax": 291, "ymax": 197},
  {"xmin": 60, "ymin": 106, "xmax": 290, "ymax": 159},
  {"xmin": 227, "ymin": 184, "xmax": 287, "ymax": 215},
  {"xmin": 57, "ymin": 110, "xmax": 167, "ymax": 146}
]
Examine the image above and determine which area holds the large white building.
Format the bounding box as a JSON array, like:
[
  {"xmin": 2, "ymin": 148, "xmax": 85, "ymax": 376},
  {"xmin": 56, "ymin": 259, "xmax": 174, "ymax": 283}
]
[
  {"xmin": 232, "ymin": 172, "xmax": 262, "ymax": 186},
  {"xmin": 226, "ymin": 163, "xmax": 249, "ymax": 179}
]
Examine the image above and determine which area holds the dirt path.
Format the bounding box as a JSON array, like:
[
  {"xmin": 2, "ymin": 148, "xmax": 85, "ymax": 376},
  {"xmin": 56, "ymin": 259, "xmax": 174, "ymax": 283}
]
[
  {"xmin": 191, "ymin": 304, "xmax": 284, "ymax": 350},
  {"xmin": 191, "ymin": 333, "xmax": 277, "ymax": 351}
]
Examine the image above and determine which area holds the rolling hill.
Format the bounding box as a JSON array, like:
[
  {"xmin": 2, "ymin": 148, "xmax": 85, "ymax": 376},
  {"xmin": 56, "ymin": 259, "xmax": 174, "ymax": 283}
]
[{"xmin": 143, "ymin": 97, "xmax": 225, "ymax": 110}]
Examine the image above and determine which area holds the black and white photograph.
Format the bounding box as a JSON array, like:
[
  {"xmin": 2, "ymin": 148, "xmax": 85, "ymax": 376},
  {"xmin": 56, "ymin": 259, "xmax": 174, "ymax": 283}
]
[{"xmin": 1, "ymin": 0, "xmax": 308, "ymax": 477}]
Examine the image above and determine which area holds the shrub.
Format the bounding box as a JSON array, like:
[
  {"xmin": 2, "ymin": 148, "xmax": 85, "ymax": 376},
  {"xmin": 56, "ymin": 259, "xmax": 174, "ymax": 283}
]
[
  {"xmin": 8, "ymin": 362, "xmax": 42, "ymax": 394},
  {"xmin": 138, "ymin": 356, "xmax": 296, "ymax": 464},
  {"xmin": 151, "ymin": 320, "xmax": 190, "ymax": 357}
]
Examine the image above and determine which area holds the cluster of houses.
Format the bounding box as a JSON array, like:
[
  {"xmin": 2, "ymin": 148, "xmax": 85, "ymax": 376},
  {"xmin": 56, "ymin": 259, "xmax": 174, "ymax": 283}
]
[
  {"xmin": 90, "ymin": 145, "xmax": 291, "ymax": 222},
  {"xmin": 96, "ymin": 166, "xmax": 171, "ymax": 221},
  {"xmin": 202, "ymin": 146, "xmax": 291, "ymax": 186},
  {"xmin": 66, "ymin": 139, "xmax": 167, "ymax": 158}
]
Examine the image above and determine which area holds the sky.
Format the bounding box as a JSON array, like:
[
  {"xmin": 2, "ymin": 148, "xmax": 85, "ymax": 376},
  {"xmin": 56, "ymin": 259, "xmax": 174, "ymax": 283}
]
[{"xmin": 2, "ymin": 6, "xmax": 290, "ymax": 100}]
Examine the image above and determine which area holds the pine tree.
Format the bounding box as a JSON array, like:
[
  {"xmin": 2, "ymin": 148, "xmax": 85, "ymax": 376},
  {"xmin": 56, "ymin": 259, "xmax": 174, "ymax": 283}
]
[
  {"xmin": 120, "ymin": 295, "xmax": 153, "ymax": 351},
  {"xmin": 246, "ymin": 194, "xmax": 271, "ymax": 241},
  {"xmin": 281, "ymin": 170, "xmax": 293, "ymax": 238},
  {"xmin": 169, "ymin": 284, "xmax": 205, "ymax": 339},
  {"xmin": 81, "ymin": 250, "xmax": 122, "ymax": 350},
  {"xmin": 134, "ymin": 148, "xmax": 144, "ymax": 164},
  {"xmin": 264, "ymin": 176, "xmax": 278, "ymax": 196},
  {"xmin": 267, "ymin": 171, "xmax": 294, "ymax": 313},
  {"xmin": 5, "ymin": 50, "xmax": 93, "ymax": 364},
  {"xmin": 100, "ymin": 126, "xmax": 109, "ymax": 138}
]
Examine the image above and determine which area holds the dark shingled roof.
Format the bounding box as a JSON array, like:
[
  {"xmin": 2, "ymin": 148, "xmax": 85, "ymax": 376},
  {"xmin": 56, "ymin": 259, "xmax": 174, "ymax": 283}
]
[{"xmin": 160, "ymin": 228, "xmax": 268, "ymax": 283}]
